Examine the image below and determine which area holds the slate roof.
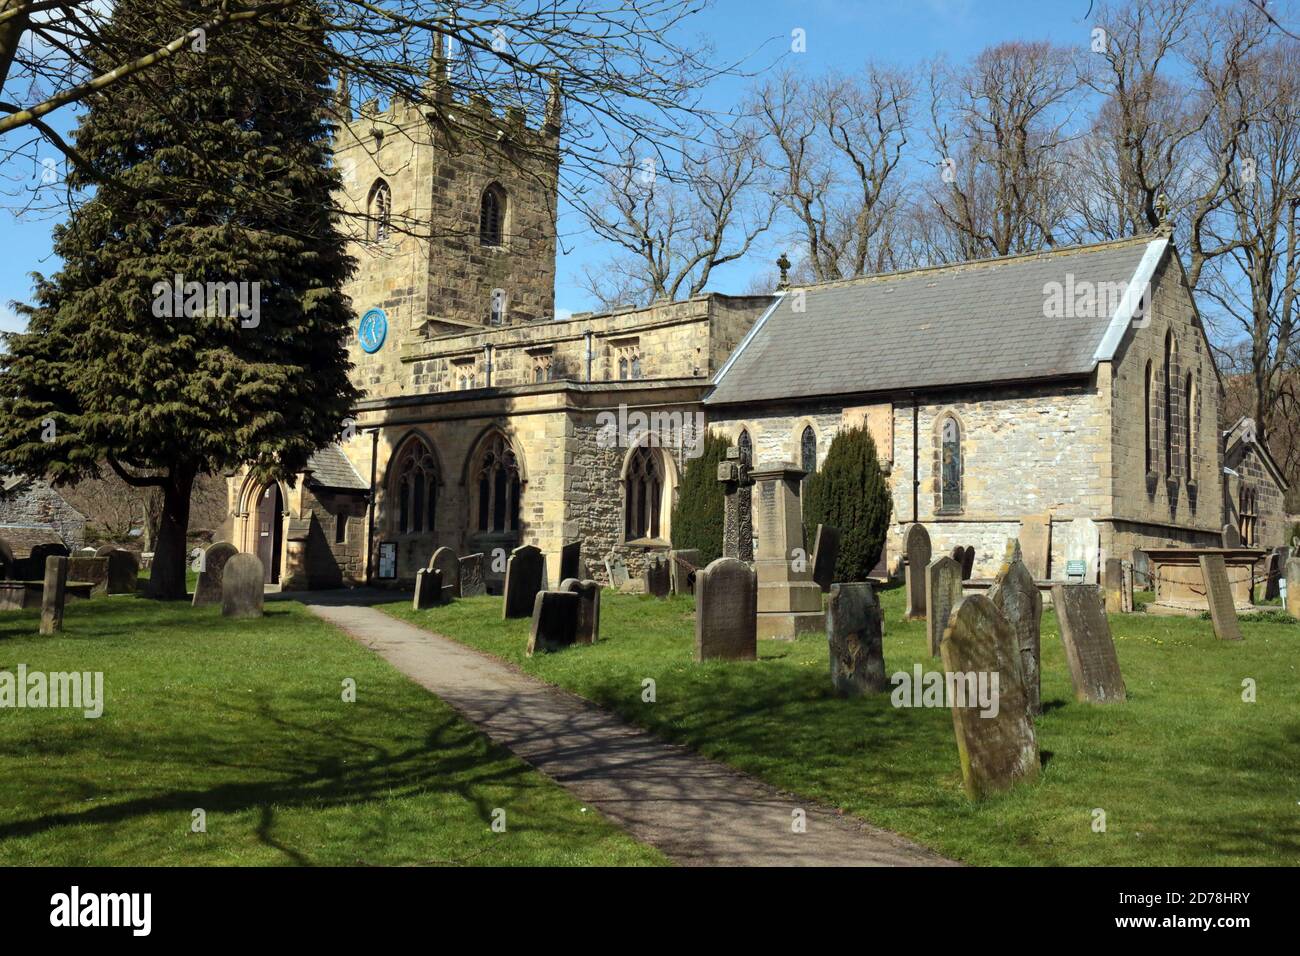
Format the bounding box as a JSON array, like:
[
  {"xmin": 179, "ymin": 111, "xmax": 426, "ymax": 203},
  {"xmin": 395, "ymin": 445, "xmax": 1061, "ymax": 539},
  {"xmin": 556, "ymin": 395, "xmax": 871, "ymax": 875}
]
[
  {"xmin": 707, "ymin": 236, "xmax": 1168, "ymax": 406},
  {"xmin": 304, "ymin": 444, "xmax": 369, "ymax": 491}
]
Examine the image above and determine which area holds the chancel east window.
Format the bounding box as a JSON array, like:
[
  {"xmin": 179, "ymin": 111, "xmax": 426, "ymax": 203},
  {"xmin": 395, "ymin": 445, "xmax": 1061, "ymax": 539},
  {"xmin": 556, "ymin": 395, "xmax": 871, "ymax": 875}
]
[
  {"xmin": 940, "ymin": 417, "xmax": 962, "ymax": 513},
  {"xmin": 625, "ymin": 446, "xmax": 663, "ymax": 541},
  {"xmin": 475, "ymin": 434, "xmax": 521, "ymax": 533},
  {"xmin": 394, "ymin": 439, "xmax": 438, "ymax": 535}
]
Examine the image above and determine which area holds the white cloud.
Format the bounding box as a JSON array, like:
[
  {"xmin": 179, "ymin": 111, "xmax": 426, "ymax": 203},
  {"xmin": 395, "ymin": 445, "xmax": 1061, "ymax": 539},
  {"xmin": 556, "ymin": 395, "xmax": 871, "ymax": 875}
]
[{"xmin": 0, "ymin": 303, "xmax": 26, "ymax": 335}]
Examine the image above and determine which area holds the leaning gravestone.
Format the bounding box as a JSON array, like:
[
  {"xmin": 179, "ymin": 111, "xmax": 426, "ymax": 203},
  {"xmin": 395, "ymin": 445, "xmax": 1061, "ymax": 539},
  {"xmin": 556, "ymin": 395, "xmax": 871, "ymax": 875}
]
[
  {"xmin": 989, "ymin": 553, "xmax": 1043, "ymax": 716},
  {"xmin": 192, "ymin": 542, "xmax": 238, "ymax": 606},
  {"xmin": 604, "ymin": 557, "xmax": 631, "ymax": 591},
  {"xmin": 1051, "ymin": 584, "xmax": 1126, "ymax": 703},
  {"xmin": 39, "ymin": 555, "xmax": 69, "ymax": 636},
  {"xmin": 925, "ymin": 555, "xmax": 963, "ymax": 657},
  {"xmin": 559, "ymin": 541, "xmax": 582, "ymax": 583},
  {"xmin": 643, "ymin": 554, "xmax": 671, "ymax": 597},
  {"xmin": 668, "ymin": 549, "xmax": 699, "ymax": 596},
  {"xmin": 1287, "ymin": 557, "xmax": 1300, "ymax": 619},
  {"xmin": 526, "ymin": 590, "xmax": 579, "ymax": 656},
  {"xmin": 428, "ymin": 547, "xmax": 460, "ymax": 600},
  {"xmin": 903, "ymin": 523, "xmax": 932, "ymax": 620},
  {"xmin": 221, "ymin": 553, "xmax": 264, "ymax": 619},
  {"xmin": 459, "ymin": 553, "xmax": 486, "ymax": 597},
  {"xmin": 1221, "ymin": 523, "xmax": 1242, "ymax": 547},
  {"xmin": 694, "ymin": 557, "xmax": 756, "ymax": 662},
  {"xmin": 811, "ymin": 525, "xmax": 841, "ymax": 593},
  {"xmin": 102, "ymin": 548, "xmax": 139, "ymax": 594},
  {"xmin": 825, "ymin": 582, "xmax": 886, "ymax": 696},
  {"xmin": 1103, "ymin": 557, "xmax": 1125, "ymax": 614},
  {"xmin": 959, "ymin": 546, "xmax": 976, "ymax": 580},
  {"xmin": 413, "ymin": 567, "xmax": 443, "ymax": 610},
  {"xmin": 560, "ymin": 578, "xmax": 601, "ymax": 644},
  {"xmin": 1264, "ymin": 552, "xmax": 1282, "ymax": 602},
  {"xmin": 1199, "ymin": 553, "xmax": 1244, "ymax": 642},
  {"xmin": 503, "ymin": 545, "xmax": 544, "ymax": 619},
  {"xmin": 940, "ymin": 595, "xmax": 1039, "ymax": 801}
]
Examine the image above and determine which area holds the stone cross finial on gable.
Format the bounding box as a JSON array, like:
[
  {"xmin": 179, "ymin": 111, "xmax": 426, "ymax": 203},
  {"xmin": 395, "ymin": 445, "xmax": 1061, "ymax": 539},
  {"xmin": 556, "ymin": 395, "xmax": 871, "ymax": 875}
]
[{"xmin": 776, "ymin": 253, "xmax": 791, "ymax": 291}]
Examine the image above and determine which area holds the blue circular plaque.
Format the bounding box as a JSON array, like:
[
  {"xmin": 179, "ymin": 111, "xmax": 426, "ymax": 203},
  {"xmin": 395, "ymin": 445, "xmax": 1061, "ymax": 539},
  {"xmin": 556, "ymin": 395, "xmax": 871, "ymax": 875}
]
[{"xmin": 358, "ymin": 308, "xmax": 388, "ymax": 353}]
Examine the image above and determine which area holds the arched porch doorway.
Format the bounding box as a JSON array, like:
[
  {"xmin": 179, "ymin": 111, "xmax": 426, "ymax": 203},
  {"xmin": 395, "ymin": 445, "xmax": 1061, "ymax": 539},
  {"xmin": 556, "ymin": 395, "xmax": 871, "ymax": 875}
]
[{"xmin": 255, "ymin": 482, "xmax": 284, "ymax": 584}]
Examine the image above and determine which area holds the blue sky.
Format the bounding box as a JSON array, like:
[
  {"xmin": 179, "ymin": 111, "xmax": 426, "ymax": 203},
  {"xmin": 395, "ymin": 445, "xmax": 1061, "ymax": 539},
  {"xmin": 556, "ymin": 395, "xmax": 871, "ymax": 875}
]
[{"xmin": 0, "ymin": 0, "xmax": 1099, "ymax": 334}]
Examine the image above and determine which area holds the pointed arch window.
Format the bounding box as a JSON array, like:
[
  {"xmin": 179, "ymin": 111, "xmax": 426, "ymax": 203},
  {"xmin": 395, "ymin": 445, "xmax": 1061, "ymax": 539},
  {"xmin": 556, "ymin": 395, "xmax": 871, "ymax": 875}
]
[
  {"xmin": 393, "ymin": 438, "xmax": 438, "ymax": 535},
  {"xmin": 800, "ymin": 426, "xmax": 817, "ymax": 476},
  {"xmin": 480, "ymin": 184, "xmax": 506, "ymax": 247},
  {"xmin": 368, "ymin": 179, "xmax": 392, "ymax": 242},
  {"xmin": 738, "ymin": 429, "xmax": 753, "ymax": 468},
  {"xmin": 1144, "ymin": 360, "xmax": 1154, "ymax": 475},
  {"xmin": 474, "ymin": 433, "xmax": 521, "ymax": 533},
  {"xmin": 625, "ymin": 445, "xmax": 664, "ymax": 541},
  {"xmin": 1185, "ymin": 372, "xmax": 1195, "ymax": 480},
  {"xmin": 1163, "ymin": 332, "xmax": 1174, "ymax": 477},
  {"xmin": 940, "ymin": 416, "xmax": 962, "ymax": 513}
]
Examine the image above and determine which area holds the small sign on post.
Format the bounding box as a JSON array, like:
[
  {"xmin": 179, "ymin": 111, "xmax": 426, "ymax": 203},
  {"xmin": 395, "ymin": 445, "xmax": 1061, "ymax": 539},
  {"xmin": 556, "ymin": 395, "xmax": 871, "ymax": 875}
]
[{"xmin": 1066, "ymin": 559, "xmax": 1087, "ymax": 583}]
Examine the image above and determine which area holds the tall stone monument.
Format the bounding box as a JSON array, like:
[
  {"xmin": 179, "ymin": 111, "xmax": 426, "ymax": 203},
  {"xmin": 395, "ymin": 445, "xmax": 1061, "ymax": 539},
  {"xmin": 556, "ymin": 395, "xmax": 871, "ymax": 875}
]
[
  {"xmin": 717, "ymin": 447, "xmax": 754, "ymax": 563},
  {"xmin": 750, "ymin": 462, "xmax": 824, "ymax": 640}
]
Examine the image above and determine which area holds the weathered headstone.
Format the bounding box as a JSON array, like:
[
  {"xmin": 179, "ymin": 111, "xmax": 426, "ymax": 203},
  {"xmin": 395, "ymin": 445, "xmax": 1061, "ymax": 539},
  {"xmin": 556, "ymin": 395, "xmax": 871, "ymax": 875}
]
[
  {"xmin": 694, "ymin": 557, "xmax": 757, "ymax": 662},
  {"xmin": 1287, "ymin": 557, "xmax": 1300, "ymax": 618},
  {"xmin": 604, "ymin": 557, "xmax": 631, "ymax": 591},
  {"xmin": 1051, "ymin": 584, "xmax": 1126, "ymax": 703},
  {"xmin": 959, "ymin": 546, "xmax": 975, "ymax": 580},
  {"xmin": 1221, "ymin": 523, "xmax": 1242, "ymax": 547},
  {"xmin": 1199, "ymin": 553, "xmax": 1244, "ymax": 642},
  {"xmin": 751, "ymin": 463, "xmax": 824, "ymax": 639},
  {"xmin": 559, "ymin": 541, "xmax": 581, "ymax": 583},
  {"xmin": 718, "ymin": 447, "xmax": 754, "ymax": 562},
  {"xmin": 221, "ymin": 553, "xmax": 264, "ymax": 619},
  {"xmin": 526, "ymin": 590, "xmax": 579, "ymax": 656},
  {"xmin": 1131, "ymin": 548, "xmax": 1150, "ymax": 589},
  {"xmin": 192, "ymin": 542, "xmax": 238, "ymax": 606},
  {"xmin": 1063, "ymin": 517, "xmax": 1100, "ymax": 583},
  {"xmin": 428, "ymin": 546, "xmax": 460, "ymax": 600},
  {"xmin": 459, "ymin": 553, "xmax": 486, "ymax": 597},
  {"xmin": 1103, "ymin": 557, "xmax": 1125, "ymax": 614},
  {"xmin": 1019, "ymin": 513, "xmax": 1052, "ymax": 580},
  {"xmin": 668, "ymin": 549, "xmax": 699, "ymax": 596},
  {"xmin": 39, "ymin": 555, "xmax": 69, "ymax": 635},
  {"xmin": 825, "ymin": 582, "xmax": 886, "ymax": 696},
  {"xmin": 1263, "ymin": 552, "xmax": 1282, "ymax": 602},
  {"xmin": 30, "ymin": 543, "xmax": 70, "ymax": 581},
  {"xmin": 66, "ymin": 556, "xmax": 109, "ymax": 592},
  {"xmin": 643, "ymin": 553, "xmax": 671, "ymax": 597},
  {"xmin": 988, "ymin": 554, "xmax": 1043, "ymax": 716},
  {"xmin": 413, "ymin": 567, "xmax": 443, "ymax": 610},
  {"xmin": 925, "ymin": 556, "xmax": 963, "ymax": 657},
  {"xmin": 940, "ymin": 595, "xmax": 1039, "ymax": 801},
  {"xmin": 103, "ymin": 548, "xmax": 139, "ymax": 594},
  {"xmin": 949, "ymin": 545, "xmax": 964, "ymax": 564},
  {"xmin": 560, "ymin": 578, "xmax": 601, "ymax": 644},
  {"xmin": 903, "ymin": 523, "xmax": 932, "ymax": 620},
  {"xmin": 503, "ymin": 545, "xmax": 544, "ymax": 618},
  {"xmin": 1121, "ymin": 561, "xmax": 1135, "ymax": 614},
  {"xmin": 811, "ymin": 524, "xmax": 841, "ymax": 593}
]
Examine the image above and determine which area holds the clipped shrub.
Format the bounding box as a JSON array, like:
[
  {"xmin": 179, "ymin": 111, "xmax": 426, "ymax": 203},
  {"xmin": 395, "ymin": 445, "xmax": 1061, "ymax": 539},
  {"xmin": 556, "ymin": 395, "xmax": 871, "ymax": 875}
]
[{"xmin": 803, "ymin": 425, "xmax": 892, "ymax": 582}]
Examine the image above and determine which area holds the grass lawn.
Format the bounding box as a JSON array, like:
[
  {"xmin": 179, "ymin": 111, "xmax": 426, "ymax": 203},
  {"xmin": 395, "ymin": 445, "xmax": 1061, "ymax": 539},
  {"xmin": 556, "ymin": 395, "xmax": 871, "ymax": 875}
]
[
  {"xmin": 0, "ymin": 595, "xmax": 666, "ymax": 866},
  {"xmin": 382, "ymin": 585, "xmax": 1300, "ymax": 866}
]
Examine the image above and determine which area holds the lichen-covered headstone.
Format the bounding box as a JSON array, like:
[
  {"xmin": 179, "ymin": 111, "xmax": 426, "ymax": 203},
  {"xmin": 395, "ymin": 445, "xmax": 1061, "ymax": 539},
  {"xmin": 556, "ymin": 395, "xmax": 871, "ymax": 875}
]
[
  {"xmin": 825, "ymin": 582, "xmax": 886, "ymax": 696},
  {"xmin": 1221, "ymin": 523, "xmax": 1242, "ymax": 547},
  {"xmin": 903, "ymin": 523, "xmax": 931, "ymax": 620},
  {"xmin": 989, "ymin": 553, "xmax": 1043, "ymax": 716},
  {"xmin": 1052, "ymin": 583, "xmax": 1126, "ymax": 703},
  {"xmin": 925, "ymin": 555, "xmax": 963, "ymax": 657},
  {"xmin": 1199, "ymin": 553, "xmax": 1243, "ymax": 642},
  {"xmin": 811, "ymin": 525, "xmax": 841, "ymax": 593},
  {"xmin": 694, "ymin": 557, "xmax": 756, "ymax": 662},
  {"xmin": 221, "ymin": 553, "xmax": 264, "ymax": 619},
  {"xmin": 940, "ymin": 595, "xmax": 1039, "ymax": 800},
  {"xmin": 503, "ymin": 545, "xmax": 544, "ymax": 618},
  {"xmin": 561, "ymin": 578, "xmax": 601, "ymax": 644},
  {"xmin": 459, "ymin": 553, "xmax": 486, "ymax": 597},
  {"xmin": 526, "ymin": 590, "xmax": 579, "ymax": 656},
  {"xmin": 192, "ymin": 542, "xmax": 238, "ymax": 606}
]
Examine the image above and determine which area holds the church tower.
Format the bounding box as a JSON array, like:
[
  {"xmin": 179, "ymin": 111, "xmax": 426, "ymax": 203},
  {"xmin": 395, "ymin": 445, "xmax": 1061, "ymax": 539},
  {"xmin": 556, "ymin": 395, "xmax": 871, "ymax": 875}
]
[{"xmin": 331, "ymin": 57, "xmax": 560, "ymax": 400}]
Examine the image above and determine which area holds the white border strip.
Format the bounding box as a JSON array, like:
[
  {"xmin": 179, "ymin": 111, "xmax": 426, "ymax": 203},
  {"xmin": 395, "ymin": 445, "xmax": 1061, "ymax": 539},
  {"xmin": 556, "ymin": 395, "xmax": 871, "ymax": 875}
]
[
  {"xmin": 1092, "ymin": 238, "xmax": 1168, "ymax": 363},
  {"xmin": 711, "ymin": 291, "xmax": 786, "ymax": 387}
]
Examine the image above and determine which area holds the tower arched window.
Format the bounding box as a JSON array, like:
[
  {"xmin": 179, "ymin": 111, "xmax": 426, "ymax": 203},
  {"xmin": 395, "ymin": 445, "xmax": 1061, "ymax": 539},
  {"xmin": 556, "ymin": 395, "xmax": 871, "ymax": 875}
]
[
  {"xmin": 940, "ymin": 416, "xmax": 962, "ymax": 513},
  {"xmin": 393, "ymin": 437, "xmax": 438, "ymax": 535},
  {"xmin": 368, "ymin": 179, "xmax": 391, "ymax": 242},
  {"xmin": 480, "ymin": 184, "xmax": 505, "ymax": 247},
  {"xmin": 474, "ymin": 433, "xmax": 521, "ymax": 533},
  {"xmin": 625, "ymin": 445, "xmax": 664, "ymax": 541}
]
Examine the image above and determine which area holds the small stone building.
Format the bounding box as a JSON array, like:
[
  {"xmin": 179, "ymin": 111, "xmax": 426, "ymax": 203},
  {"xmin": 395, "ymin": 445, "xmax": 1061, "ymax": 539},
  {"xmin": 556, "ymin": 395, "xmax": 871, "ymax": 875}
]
[
  {"xmin": 1221, "ymin": 417, "xmax": 1289, "ymax": 549},
  {"xmin": 0, "ymin": 474, "xmax": 86, "ymax": 559}
]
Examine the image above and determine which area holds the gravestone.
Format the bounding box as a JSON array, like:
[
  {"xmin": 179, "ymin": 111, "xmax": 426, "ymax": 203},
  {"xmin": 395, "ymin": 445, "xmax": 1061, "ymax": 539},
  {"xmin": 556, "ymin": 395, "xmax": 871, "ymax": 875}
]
[
  {"xmin": 459, "ymin": 553, "xmax": 486, "ymax": 597},
  {"xmin": 30, "ymin": 543, "xmax": 70, "ymax": 581},
  {"xmin": 1287, "ymin": 557, "xmax": 1300, "ymax": 618},
  {"xmin": 949, "ymin": 545, "xmax": 963, "ymax": 564},
  {"xmin": 66, "ymin": 556, "xmax": 109, "ymax": 592},
  {"xmin": 559, "ymin": 541, "xmax": 581, "ymax": 583},
  {"xmin": 694, "ymin": 557, "xmax": 757, "ymax": 662},
  {"xmin": 39, "ymin": 555, "xmax": 69, "ymax": 635},
  {"xmin": 717, "ymin": 447, "xmax": 754, "ymax": 562},
  {"xmin": 989, "ymin": 553, "xmax": 1043, "ymax": 716},
  {"xmin": 1221, "ymin": 523, "xmax": 1242, "ymax": 547},
  {"xmin": 1199, "ymin": 554, "xmax": 1244, "ymax": 642},
  {"xmin": 751, "ymin": 463, "xmax": 824, "ymax": 639},
  {"xmin": 1263, "ymin": 552, "xmax": 1281, "ymax": 602},
  {"xmin": 1063, "ymin": 517, "xmax": 1100, "ymax": 583},
  {"xmin": 825, "ymin": 582, "xmax": 886, "ymax": 696},
  {"xmin": 1051, "ymin": 584, "xmax": 1126, "ymax": 703},
  {"xmin": 1131, "ymin": 548, "xmax": 1151, "ymax": 589},
  {"xmin": 413, "ymin": 567, "xmax": 443, "ymax": 610},
  {"xmin": 604, "ymin": 557, "xmax": 631, "ymax": 591},
  {"xmin": 668, "ymin": 549, "xmax": 699, "ymax": 596},
  {"xmin": 643, "ymin": 553, "xmax": 671, "ymax": 598},
  {"xmin": 561, "ymin": 578, "xmax": 601, "ymax": 644},
  {"xmin": 1121, "ymin": 561, "xmax": 1135, "ymax": 613},
  {"xmin": 428, "ymin": 546, "xmax": 460, "ymax": 600},
  {"xmin": 811, "ymin": 524, "xmax": 841, "ymax": 593},
  {"xmin": 503, "ymin": 545, "xmax": 544, "ymax": 619},
  {"xmin": 526, "ymin": 590, "xmax": 580, "ymax": 656},
  {"xmin": 925, "ymin": 556, "xmax": 963, "ymax": 657},
  {"xmin": 903, "ymin": 523, "xmax": 932, "ymax": 620},
  {"xmin": 0, "ymin": 537, "xmax": 13, "ymax": 579},
  {"xmin": 221, "ymin": 553, "xmax": 264, "ymax": 619},
  {"xmin": 1103, "ymin": 557, "xmax": 1125, "ymax": 614},
  {"xmin": 1019, "ymin": 513, "xmax": 1052, "ymax": 580},
  {"xmin": 959, "ymin": 546, "xmax": 975, "ymax": 580},
  {"xmin": 940, "ymin": 595, "xmax": 1039, "ymax": 801},
  {"xmin": 103, "ymin": 548, "xmax": 139, "ymax": 594},
  {"xmin": 192, "ymin": 542, "xmax": 238, "ymax": 606}
]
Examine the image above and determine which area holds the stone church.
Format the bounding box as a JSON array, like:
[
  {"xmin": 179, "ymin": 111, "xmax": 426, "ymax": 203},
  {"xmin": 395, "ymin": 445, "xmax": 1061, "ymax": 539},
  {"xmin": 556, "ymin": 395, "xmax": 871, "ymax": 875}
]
[{"xmin": 222, "ymin": 75, "xmax": 1287, "ymax": 590}]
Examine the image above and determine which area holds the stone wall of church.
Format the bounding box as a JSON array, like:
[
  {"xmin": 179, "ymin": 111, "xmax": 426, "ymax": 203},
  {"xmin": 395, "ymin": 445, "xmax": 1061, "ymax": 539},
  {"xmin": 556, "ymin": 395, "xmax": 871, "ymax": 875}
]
[{"xmin": 1223, "ymin": 443, "xmax": 1289, "ymax": 550}]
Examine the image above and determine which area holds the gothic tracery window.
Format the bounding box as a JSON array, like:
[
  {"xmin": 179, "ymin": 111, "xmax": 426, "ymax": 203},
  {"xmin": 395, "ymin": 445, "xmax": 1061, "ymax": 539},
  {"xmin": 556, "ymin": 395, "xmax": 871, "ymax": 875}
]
[
  {"xmin": 625, "ymin": 445, "xmax": 664, "ymax": 541},
  {"xmin": 368, "ymin": 179, "xmax": 391, "ymax": 242},
  {"xmin": 940, "ymin": 416, "xmax": 962, "ymax": 513},
  {"xmin": 394, "ymin": 438, "xmax": 438, "ymax": 535},
  {"xmin": 475, "ymin": 433, "xmax": 521, "ymax": 533},
  {"xmin": 800, "ymin": 426, "xmax": 817, "ymax": 476}
]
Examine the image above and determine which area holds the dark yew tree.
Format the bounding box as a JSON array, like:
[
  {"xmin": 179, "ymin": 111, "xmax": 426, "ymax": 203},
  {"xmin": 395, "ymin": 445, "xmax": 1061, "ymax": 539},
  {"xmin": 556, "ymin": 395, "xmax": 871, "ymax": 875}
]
[
  {"xmin": 803, "ymin": 425, "xmax": 892, "ymax": 582},
  {"xmin": 0, "ymin": 0, "xmax": 358, "ymax": 598}
]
